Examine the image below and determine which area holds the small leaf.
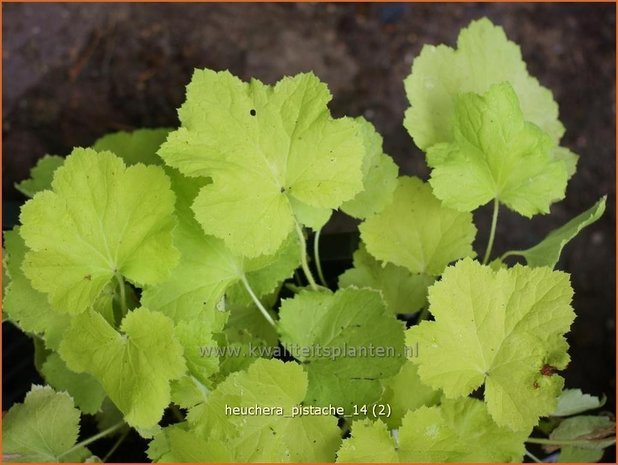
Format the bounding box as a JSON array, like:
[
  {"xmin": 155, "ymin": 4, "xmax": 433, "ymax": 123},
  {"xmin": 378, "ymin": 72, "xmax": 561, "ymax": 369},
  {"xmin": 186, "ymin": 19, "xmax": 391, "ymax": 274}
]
[
  {"xmin": 360, "ymin": 176, "xmax": 476, "ymax": 275},
  {"xmin": 506, "ymin": 197, "xmax": 606, "ymax": 267},
  {"xmin": 336, "ymin": 419, "xmax": 398, "ymax": 463},
  {"xmin": 339, "ymin": 243, "xmax": 435, "ymax": 314},
  {"xmin": 380, "ymin": 360, "xmax": 441, "ymax": 428},
  {"xmin": 41, "ymin": 353, "xmax": 106, "ymax": 415},
  {"xmin": 92, "ymin": 128, "xmax": 170, "ymax": 166},
  {"xmin": 549, "ymin": 415, "xmax": 616, "ymax": 450},
  {"xmin": 59, "ymin": 307, "xmax": 186, "ymax": 429},
  {"xmin": 15, "ymin": 155, "xmax": 64, "ymax": 197},
  {"xmin": 148, "ymin": 424, "xmax": 232, "ymax": 462},
  {"xmin": 553, "ymin": 389, "xmax": 606, "ymax": 417},
  {"xmin": 3, "ymin": 385, "xmax": 90, "ymax": 462},
  {"xmin": 340, "ymin": 117, "xmax": 399, "ymax": 219}
]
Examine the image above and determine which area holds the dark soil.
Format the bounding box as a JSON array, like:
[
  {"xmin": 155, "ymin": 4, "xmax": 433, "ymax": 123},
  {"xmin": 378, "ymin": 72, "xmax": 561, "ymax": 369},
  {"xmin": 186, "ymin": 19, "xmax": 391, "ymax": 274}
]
[{"xmin": 3, "ymin": 2, "xmax": 616, "ymax": 461}]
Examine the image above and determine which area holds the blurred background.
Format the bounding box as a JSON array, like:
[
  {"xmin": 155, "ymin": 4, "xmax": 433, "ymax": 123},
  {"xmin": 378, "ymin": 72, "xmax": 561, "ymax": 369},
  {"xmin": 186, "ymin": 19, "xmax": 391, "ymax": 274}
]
[{"xmin": 3, "ymin": 0, "xmax": 616, "ymax": 446}]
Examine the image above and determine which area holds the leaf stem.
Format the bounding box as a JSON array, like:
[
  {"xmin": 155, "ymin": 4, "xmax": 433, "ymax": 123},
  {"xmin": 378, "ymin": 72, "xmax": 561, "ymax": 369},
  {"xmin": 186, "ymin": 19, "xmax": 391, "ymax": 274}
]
[
  {"xmin": 500, "ymin": 250, "xmax": 523, "ymax": 261},
  {"xmin": 482, "ymin": 199, "xmax": 500, "ymax": 265},
  {"xmin": 525, "ymin": 449, "xmax": 543, "ymax": 463},
  {"xmin": 294, "ymin": 221, "xmax": 319, "ymax": 291},
  {"xmin": 102, "ymin": 428, "xmax": 129, "ymax": 462},
  {"xmin": 525, "ymin": 437, "xmax": 611, "ymax": 446},
  {"xmin": 57, "ymin": 421, "xmax": 125, "ymax": 460},
  {"xmin": 240, "ymin": 274, "xmax": 277, "ymax": 329},
  {"xmin": 313, "ymin": 228, "xmax": 328, "ymax": 287},
  {"xmin": 114, "ymin": 272, "xmax": 128, "ymax": 316}
]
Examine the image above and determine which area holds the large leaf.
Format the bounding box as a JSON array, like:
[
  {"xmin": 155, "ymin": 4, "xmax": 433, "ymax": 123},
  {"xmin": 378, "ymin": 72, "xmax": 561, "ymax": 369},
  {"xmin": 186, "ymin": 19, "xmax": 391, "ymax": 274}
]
[
  {"xmin": 408, "ymin": 258, "xmax": 575, "ymax": 430},
  {"xmin": 159, "ymin": 69, "xmax": 365, "ymax": 257}
]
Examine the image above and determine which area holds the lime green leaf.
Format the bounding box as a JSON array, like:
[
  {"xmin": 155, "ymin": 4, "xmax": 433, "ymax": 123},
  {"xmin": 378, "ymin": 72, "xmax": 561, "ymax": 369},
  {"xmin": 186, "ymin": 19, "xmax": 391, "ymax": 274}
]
[
  {"xmin": 341, "ymin": 117, "xmax": 399, "ymax": 218},
  {"xmin": 175, "ymin": 320, "xmax": 219, "ymax": 386},
  {"xmin": 3, "ymin": 228, "xmax": 70, "ymax": 350},
  {"xmin": 159, "ymin": 69, "xmax": 364, "ymax": 257},
  {"xmin": 92, "ymin": 128, "xmax": 170, "ymax": 166},
  {"xmin": 278, "ymin": 288, "xmax": 406, "ymax": 412},
  {"xmin": 142, "ymin": 226, "xmax": 298, "ymax": 324},
  {"xmin": 224, "ymin": 287, "xmax": 279, "ymax": 346},
  {"xmin": 505, "ymin": 197, "xmax": 606, "ymax": 267},
  {"xmin": 170, "ymin": 376, "xmax": 209, "ymax": 409},
  {"xmin": 427, "ymin": 83, "xmax": 568, "ymax": 217},
  {"xmin": 19, "ymin": 148, "xmax": 179, "ymax": 314},
  {"xmin": 59, "ymin": 307, "xmax": 186, "ymax": 429},
  {"xmin": 41, "ymin": 353, "xmax": 106, "ymax": 415},
  {"xmin": 404, "ymin": 17, "xmax": 564, "ymax": 150},
  {"xmin": 288, "ymin": 195, "xmax": 332, "ymax": 231},
  {"xmin": 553, "ymin": 389, "xmax": 606, "ymax": 417},
  {"xmin": 359, "ymin": 176, "xmax": 476, "ymax": 275},
  {"xmin": 553, "ymin": 146, "xmax": 579, "ymax": 179},
  {"xmin": 148, "ymin": 424, "xmax": 232, "ymax": 462},
  {"xmin": 380, "ymin": 360, "xmax": 440, "ymax": 428},
  {"xmin": 15, "ymin": 155, "xmax": 65, "ymax": 197},
  {"xmin": 336, "ymin": 419, "xmax": 398, "ymax": 463},
  {"xmin": 398, "ymin": 398, "xmax": 527, "ymax": 462},
  {"xmin": 408, "ymin": 258, "xmax": 575, "ymax": 430},
  {"xmin": 188, "ymin": 359, "xmax": 341, "ymax": 462},
  {"xmin": 213, "ymin": 333, "xmax": 272, "ymax": 382},
  {"xmin": 339, "ymin": 244, "xmax": 435, "ymax": 314},
  {"xmin": 2, "ymin": 385, "xmax": 90, "ymax": 462},
  {"xmin": 142, "ymin": 168, "xmax": 299, "ymax": 324},
  {"xmin": 337, "ymin": 398, "xmax": 527, "ymax": 463},
  {"xmin": 550, "ymin": 415, "xmax": 616, "ymax": 449}
]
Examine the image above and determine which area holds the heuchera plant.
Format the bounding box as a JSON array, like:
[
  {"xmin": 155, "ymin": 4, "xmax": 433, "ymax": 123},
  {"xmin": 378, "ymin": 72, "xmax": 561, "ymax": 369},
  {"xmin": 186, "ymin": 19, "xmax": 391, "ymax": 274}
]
[{"xmin": 2, "ymin": 18, "xmax": 615, "ymax": 463}]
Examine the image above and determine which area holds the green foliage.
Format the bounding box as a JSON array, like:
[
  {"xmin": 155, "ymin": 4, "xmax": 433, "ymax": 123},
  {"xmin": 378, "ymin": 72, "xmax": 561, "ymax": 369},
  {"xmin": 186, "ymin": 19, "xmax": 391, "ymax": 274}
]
[
  {"xmin": 186, "ymin": 359, "xmax": 342, "ymax": 462},
  {"xmin": 408, "ymin": 258, "xmax": 575, "ymax": 431},
  {"xmin": 338, "ymin": 398, "xmax": 528, "ymax": 462},
  {"xmin": 404, "ymin": 17, "xmax": 565, "ymax": 149},
  {"xmin": 15, "ymin": 155, "xmax": 65, "ymax": 197},
  {"xmin": 426, "ymin": 83, "xmax": 568, "ymax": 216},
  {"xmin": 2, "ymin": 385, "xmax": 91, "ymax": 462},
  {"xmin": 553, "ymin": 389, "xmax": 606, "ymax": 417},
  {"xmin": 278, "ymin": 288, "xmax": 406, "ymax": 411},
  {"xmin": 159, "ymin": 70, "xmax": 365, "ymax": 257},
  {"xmin": 19, "ymin": 148, "xmax": 179, "ymax": 314},
  {"xmin": 339, "ymin": 244, "xmax": 435, "ymax": 314},
  {"xmin": 360, "ymin": 176, "xmax": 477, "ymax": 275},
  {"xmin": 504, "ymin": 197, "xmax": 606, "ymax": 266},
  {"xmin": 59, "ymin": 307, "xmax": 186, "ymax": 429},
  {"xmin": 3, "ymin": 17, "xmax": 611, "ymax": 464}
]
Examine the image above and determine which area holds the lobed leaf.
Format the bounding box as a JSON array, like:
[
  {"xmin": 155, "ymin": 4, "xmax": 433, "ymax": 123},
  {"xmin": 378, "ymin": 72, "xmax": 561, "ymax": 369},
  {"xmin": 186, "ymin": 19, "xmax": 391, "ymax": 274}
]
[
  {"xmin": 19, "ymin": 148, "xmax": 179, "ymax": 314},
  {"xmin": 59, "ymin": 307, "xmax": 186, "ymax": 429},
  {"xmin": 360, "ymin": 176, "xmax": 476, "ymax": 275},
  {"xmin": 408, "ymin": 258, "xmax": 575, "ymax": 431},
  {"xmin": 159, "ymin": 69, "xmax": 365, "ymax": 257}
]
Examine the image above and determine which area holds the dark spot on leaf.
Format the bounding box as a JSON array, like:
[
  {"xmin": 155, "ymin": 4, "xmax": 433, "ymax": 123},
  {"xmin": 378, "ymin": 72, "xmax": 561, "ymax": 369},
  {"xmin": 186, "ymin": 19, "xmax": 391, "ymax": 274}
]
[
  {"xmin": 540, "ymin": 363, "xmax": 557, "ymax": 376},
  {"xmin": 250, "ymin": 109, "xmax": 256, "ymax": 116}
]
